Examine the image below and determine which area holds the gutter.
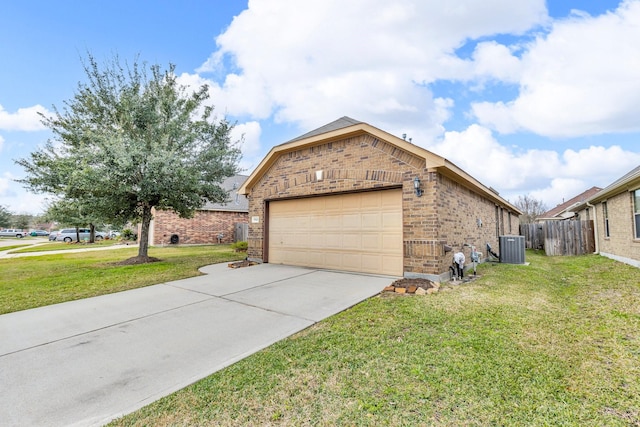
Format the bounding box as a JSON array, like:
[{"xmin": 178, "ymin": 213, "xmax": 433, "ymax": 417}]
[{"xmin": 587, "ymin": 201, "xmax": 599, "ymax": 254}]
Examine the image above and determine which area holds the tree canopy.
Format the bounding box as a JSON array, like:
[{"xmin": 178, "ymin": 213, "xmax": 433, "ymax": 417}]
[
  {"xmin": 16, "ymin": 55, "xmax": 241, "ymax": 260},
  {"xmin": 514, "ymin": 194, "xmax": 548, "ymax": 224},
  {"xmin": 0, "ymin": 206, "xmax": 11, "ymax": 228}
]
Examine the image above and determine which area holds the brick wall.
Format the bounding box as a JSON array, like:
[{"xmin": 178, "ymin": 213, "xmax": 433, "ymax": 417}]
[
  {"xmin": 151, "ymin": 209, "xmax": 248, "ymax": 245},
  {"xmin": 246, "ymin": 133, "xmax": 519, "ymax": 278},
  {"xmin": 430, "ymin": 174, "xmax": 508, "ymax": 274},
  {"xmin": 595, "ymin": 191, "xmax": 640, "ymax": 264}
]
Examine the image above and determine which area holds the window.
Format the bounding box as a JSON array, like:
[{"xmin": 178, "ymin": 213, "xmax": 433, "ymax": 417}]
[
  {"xmin": 603, "ymin": 201, "xmax": 610, "ymax": 238},
  {"xmin": 634, "ymin": 190, "xmax": 640, "ymax": 239}
]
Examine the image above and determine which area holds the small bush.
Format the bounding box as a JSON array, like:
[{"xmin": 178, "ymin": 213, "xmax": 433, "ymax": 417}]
[
  {"xmin": 122, "ymin": 229, "xmax": 137, "ymax": 241},
  {"xmin": 231, "ymin": 241, "xmax": 248, "ymax": 252}
]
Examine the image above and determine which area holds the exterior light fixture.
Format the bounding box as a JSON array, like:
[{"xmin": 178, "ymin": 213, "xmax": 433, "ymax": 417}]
[{"xmin": 413, "ymin": 176, "xmax": 422, "ymax": 197}]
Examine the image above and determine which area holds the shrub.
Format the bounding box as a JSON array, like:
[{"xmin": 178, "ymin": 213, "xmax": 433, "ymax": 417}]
[
  {"xmin": 122, "ymin": 229, "xmax": 137, "ymax": 241},
  {"xmin": 231, "ymin": 241, "xmax": 248, "ymax": 252}
]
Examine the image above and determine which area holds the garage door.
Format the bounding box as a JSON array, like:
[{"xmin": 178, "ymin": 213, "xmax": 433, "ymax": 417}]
[{"xmin": 268, "ymin": 189, "xmax": 403, "ymax": 276}]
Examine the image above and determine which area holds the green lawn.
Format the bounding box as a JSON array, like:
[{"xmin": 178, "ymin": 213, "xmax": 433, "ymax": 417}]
[
  {"xmin": 0, "ymin": 245, "xmax": 245, "ymax": 314},
  {"xmin": 0, "ymin": 244, "xmax": 32, "ymax": 252},
  {"xmin": 109, "ymin": 251, "xmax": 640, "ymax": 426}
]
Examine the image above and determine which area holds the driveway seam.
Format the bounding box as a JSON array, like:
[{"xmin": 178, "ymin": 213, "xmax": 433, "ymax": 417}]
[{"xmin": 165, "ymin": 271, "xmax": 320, "ymax": 322}]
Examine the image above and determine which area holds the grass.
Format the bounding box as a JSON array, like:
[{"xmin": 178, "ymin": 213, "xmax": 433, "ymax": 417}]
[
  {"xmin": 0, "ymin": 244, "xmax": 32, "ymax": 252},
  {"xmin": 109, "ymin": 251, "xmax": 640, "ymax": 426},
  {"xmin": 0, "ymin": 245, "xmax": 245, "ymax": 314}
]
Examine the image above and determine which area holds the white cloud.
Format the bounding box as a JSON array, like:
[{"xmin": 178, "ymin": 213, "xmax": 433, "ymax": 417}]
[
  {"xmin": 472, "ymin": 0, "xmax": 640, "ymax": 137},
  {"xmin": 0, "ymin": 104, "xmax": 50, "ymax": 132},
  {"xmin": 230, "ymin": 121, "xmax": 263, "ymax": 173},
  {"xmin": 231, "ymin": 121, "xmax": 262, "ymax": 157},
  {"xmin": 0, "ymin": 135, "xmax": 4, "ymax": 153},
  {"xmin": 190, "ymin": 0, "xmax": 547, "ymax": 133},
  {"xmin": 529, "ymin": 178, "xmax": 591, "ymax": 211},
  {"xmin": 0, "ymin": 172, "xmax": 9, "ymax": 196},
  {"xmin": 470, "ymin": 41, "xmax": 523, "ymax": 84},
  {"xmin": 428, "ymin": 124, "xmax": 640, "ymax": 207},
  {"xmin": 0, "ymin": 172, "xmax": 49, "ymax": 215}
]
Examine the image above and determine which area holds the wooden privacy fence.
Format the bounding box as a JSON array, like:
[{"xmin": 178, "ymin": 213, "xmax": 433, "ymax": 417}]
[
  {"xmin": 520, "ymin": 220, "xmax": 595, "ymax": 256},
  {"xmin": 234, "ymin": 222, "xmax": 248, "ymax": 242}
]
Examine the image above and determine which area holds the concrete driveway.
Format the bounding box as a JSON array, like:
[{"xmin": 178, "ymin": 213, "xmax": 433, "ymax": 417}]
[{"xmin": 0, "ymin": 263, "xmax": 394, "ymax": 426}]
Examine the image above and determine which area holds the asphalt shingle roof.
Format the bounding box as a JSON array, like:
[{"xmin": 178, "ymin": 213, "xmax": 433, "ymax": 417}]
[
  {"xmin": 285, "ymin": 116, "xmax": 363, "ymax": 144},
  {"xmin": 541, "ymin": 186, "xmax": 602, "ymax": 218},
  {"xmin": 201, "ymin": 174, "xmax": 249, "ymax": 212}
]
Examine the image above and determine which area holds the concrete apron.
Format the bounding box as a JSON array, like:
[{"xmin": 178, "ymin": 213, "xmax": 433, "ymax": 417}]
[{"xmin": 0, "ymin": 263, "xmax": 394, "ymax": 427}]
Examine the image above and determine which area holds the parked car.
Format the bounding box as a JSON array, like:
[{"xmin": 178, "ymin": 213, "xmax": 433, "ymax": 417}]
[
  {"xmin": 49, "ymin": 230, "xmax": 59, "ymax": 241},
  {"xmin": 30, "ymin": 230, "xmax": 50, "ymax": 236},
  {"xmin": 0, "ymin": 229, "xmax": 27, "ymax": 238},
  {"xmin": 56, "ymin": 228, "xmax": 107, "ymax": 242}
]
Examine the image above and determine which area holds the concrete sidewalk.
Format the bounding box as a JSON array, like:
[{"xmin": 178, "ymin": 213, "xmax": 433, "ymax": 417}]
[
  {"xmin": 0, "ymin": 263, "xmax": 394, "ymax": 426},
  {"xmin": 0, "ymin": 242, "xmax": 138, "ymax": 259}
]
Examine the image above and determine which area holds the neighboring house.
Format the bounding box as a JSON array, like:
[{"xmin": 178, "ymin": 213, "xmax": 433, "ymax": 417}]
[
  {"xmin": 148, "ymin": 174, "xmax": 249, "ymax": 245},
  {"xmin": 238, "ymin": 117, "xmax": 521, "ymax": 281},
  {"xmin": 577, "ymin": 165, "xmax": 640, "ymax": 268},
  {"xmin": 537, "ymin": 186, "xmax": 602, "ymax": 221}
]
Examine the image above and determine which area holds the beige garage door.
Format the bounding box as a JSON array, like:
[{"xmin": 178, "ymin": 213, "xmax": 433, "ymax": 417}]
[{"xmin": 268, "ymin": 189, "xmax": 403, "ymax": 276}]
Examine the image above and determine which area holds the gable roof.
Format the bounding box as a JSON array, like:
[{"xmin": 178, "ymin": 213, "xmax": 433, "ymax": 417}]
[
  {"xmin": 239, "ymin": 117, "xmax": 522, "ymax": 214},
  {"xmin": 539, "ymin": 186, "xmax": 602, "ymax": 219},
  {"xmin": 588, "ymin": 164, "xmax": 640, "ymax": 203},
  {"xmin": 286, "ymin": 116, "xmax": 363, "ymax": 143},
  {"xmin": 201, "ymin": 174, "xmax": 249, "ymax": 212}
]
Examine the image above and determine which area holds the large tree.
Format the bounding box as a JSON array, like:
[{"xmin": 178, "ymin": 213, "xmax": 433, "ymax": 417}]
[
  {"xmin": 0, "ymin": 205, "xmax": 11, "ymax": 228},
  {"xmin": 514, "ymin": 194, "xmax": 548, "ymax": 224},
  {"xmin": 16, "ymin": 55, "xmax": 241, "ymax": 261},
  {"xmin": 45, "ymin": 199, "xmax": 103, "ymax": 243}
]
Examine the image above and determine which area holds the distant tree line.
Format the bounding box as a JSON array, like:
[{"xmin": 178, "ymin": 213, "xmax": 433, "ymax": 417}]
[{"xmin": 0, "ymin": 206, "xmax": 47, "ymax": 230}]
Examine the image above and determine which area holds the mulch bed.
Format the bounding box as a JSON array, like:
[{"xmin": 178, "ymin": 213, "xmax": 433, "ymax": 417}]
[
  {"xmin": 113, "ymin": 256, "xmax": 162, "ymax": 266},
  {"xmin": 228, "ymin": 260, "xmax": 258, "ymax": 268},
  {"xmin": 382, "ymin": 277, "xmax": 440, "ymax": 295}
]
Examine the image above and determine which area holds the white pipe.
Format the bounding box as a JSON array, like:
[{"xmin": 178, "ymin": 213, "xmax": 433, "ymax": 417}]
[{"xmin": 587, "ymin": 201, "xmax": 599, "ymax": 254}]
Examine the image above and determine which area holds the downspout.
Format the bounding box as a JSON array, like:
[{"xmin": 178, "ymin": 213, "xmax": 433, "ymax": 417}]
[{"xmin": 587, "ymin": 201, "xmax": 599, "ymax": 254}]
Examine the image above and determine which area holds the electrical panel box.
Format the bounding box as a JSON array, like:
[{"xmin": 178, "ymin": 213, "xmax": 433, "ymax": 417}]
[{"xmin": 499, "ymin": 235, "xmax": 525, "ymax": 264}]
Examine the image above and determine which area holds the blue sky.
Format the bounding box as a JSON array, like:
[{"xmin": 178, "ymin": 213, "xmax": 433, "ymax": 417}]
[{"xmin": 1, "ymin": 0, "xmax": 639, "ymax": 215}]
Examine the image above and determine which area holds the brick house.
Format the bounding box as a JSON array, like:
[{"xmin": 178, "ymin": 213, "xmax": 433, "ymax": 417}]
[
  {"xmin": 577, "ymin": 165, "xmax": 640, "ymax": 268},
  {"xmin": 238, "ymin": 117, "xmax": 521, "ymax": 281},
  {"xmin": 537, "ymin": 186, "xmax": 602, "ymax": 221},
  {"xmin": 148, "ymin": 174, "xmax": 249, "ymax": 246}
]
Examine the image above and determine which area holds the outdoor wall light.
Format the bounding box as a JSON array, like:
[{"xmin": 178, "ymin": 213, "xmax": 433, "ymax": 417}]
[{"xmin": 413, "ymin": 176, "xmax": 423, "ymax": 197}]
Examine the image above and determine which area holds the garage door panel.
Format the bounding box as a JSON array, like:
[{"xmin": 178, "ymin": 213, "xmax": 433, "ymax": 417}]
[
  {"xmin": 269, "ymin": 190, "xmax": 402, "ymax": 276},
  {"xmin": 307, "ymin": 233, "xmax": 325, "ymax": 248},
  {"xmin": 341, "ymin": 232, "xmax": 361, "ymax": 246},
  {"xmin": 382, "ymin": 211, "xmax": 402, "ymax": 226},
  {"xmin": 382, "ymin": 234, "xmax": 403, "ymax": 251},
  {"xmin": 342, "ymin": 213, "xmax": 361, "ymax": 228},
  {"xmin": 383, "ymin": 256, "xmax": 404, "ymax": 273},
  {"xmin": 361, "ymin": 234, "xmax": 380, "ymax": 249}
]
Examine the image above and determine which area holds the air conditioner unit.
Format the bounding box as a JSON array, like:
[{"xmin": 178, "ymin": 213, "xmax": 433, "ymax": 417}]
[{"xmin": 499, "ymin": 235, "xmax": 525, "ymax": 264}]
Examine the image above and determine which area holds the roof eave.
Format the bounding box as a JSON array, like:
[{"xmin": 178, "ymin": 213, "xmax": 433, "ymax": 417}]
[
  {"xmin": 437, "ymin": 160, "xmax": 523, "ymax": 215},
  {"xmin": 589, "ymin": 170, "xmax": 640, "ymax": 203}
]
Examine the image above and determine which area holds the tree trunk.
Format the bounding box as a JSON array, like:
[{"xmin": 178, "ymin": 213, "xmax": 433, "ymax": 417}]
[
  {"xmin": 89, "ymin": 223, "xmax": 95, "ymax": 243},
  {"xmin": 138, "ymin": 205, "xmax": 152, "ymax": 258}
]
